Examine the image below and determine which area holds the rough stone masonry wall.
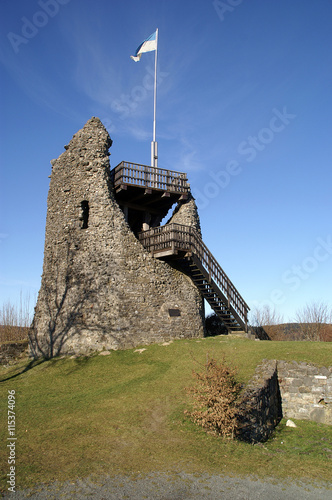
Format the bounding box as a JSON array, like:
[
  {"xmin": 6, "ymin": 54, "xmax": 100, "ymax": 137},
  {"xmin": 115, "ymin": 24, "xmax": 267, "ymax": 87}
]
[
  {"xmin": 168, "ymin": 194, "xmax": 202, "ymax": 237},
  {"xmin": 31, "ymin": 117, "xmax": 204, "ymax": 358},
  {"xmin": 237, "ymin": 359, "xmax": 332, "ymax": 443},
  {"xmin": 236, "ymin": 360, "xmax": 282, "ymax": 443},
  {"xmin": 278, "ymin": 360, "xmax": 332, "ymax": 425},
  {"xmin": 0, "ymin": 342, "xmax": 28, "ymax": 366}
]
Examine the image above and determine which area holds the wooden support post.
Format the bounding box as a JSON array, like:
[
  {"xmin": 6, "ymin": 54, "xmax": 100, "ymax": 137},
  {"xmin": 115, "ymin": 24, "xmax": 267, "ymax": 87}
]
[
  {"xmin": 116, "ymin": 184, "xmax": 128, "ymax": 193},
  {"xmin": 142, "ymin": 211, "xmax": 151, "ymax": 232},
  {"xmin": 144, "ymin": 164, "xmax": 149, "ymax": 188}
]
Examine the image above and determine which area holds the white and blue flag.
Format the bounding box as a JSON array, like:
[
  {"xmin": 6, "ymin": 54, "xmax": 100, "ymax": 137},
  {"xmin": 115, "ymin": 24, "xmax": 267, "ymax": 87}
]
[{"xmin": 130, "ymin": 30, "xmax": 157, "ymax": 62}]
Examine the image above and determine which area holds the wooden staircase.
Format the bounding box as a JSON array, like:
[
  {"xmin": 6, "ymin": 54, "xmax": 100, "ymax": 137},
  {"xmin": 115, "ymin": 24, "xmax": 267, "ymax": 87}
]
[
  {"xmin": 138, "ymin": 223, "xmax": 249, "ymax": 333},
  {"xmin": 110, "ymin": 163, "xmax": 249, "ymax": 333},
  {"xmin": 181, "ymin": 256, "xmax": 248, "ymax": 332}
]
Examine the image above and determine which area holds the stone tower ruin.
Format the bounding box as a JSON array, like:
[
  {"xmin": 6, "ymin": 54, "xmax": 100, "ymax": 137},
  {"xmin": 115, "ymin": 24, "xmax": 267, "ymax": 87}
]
[{"xmin": 31, "ymin": 117, "xmax": 249, "ymax": 358}]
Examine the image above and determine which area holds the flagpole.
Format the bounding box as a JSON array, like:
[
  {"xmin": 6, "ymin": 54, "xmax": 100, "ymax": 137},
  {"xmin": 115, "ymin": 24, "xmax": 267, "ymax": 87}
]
[{"xmin": 151, "ymin": 28, "xmax": 158, "ymax": 168}]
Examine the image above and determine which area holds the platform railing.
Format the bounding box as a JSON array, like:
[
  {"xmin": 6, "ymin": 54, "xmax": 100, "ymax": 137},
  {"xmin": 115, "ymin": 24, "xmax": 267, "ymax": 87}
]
[
  {"xmin": 139, "ymin": 223, "xmax": 249, "ymax": 326},
  {"xmin": 111, "ymin": 161, "xmax": 190, "ymax": 194}
]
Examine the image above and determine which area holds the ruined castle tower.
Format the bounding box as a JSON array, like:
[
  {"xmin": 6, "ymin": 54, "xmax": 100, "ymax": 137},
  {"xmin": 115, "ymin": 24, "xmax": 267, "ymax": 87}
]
[{"xmin": 30, "ymin": 117, "xmax": 205, "ymax": 357}]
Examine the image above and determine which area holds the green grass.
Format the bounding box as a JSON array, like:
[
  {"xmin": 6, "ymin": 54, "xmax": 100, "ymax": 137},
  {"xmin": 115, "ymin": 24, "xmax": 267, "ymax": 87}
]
[{"xmin": 1, "ymin": 336, "xmax": 331, "ymax": 491}]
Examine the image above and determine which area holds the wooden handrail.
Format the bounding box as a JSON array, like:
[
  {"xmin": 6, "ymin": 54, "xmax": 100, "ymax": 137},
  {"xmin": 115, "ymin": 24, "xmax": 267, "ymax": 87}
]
[
  {"xmin": 138, "ymin": 223, "xmax": 249, "ymax": 325},
  {"xmin": 111, "ymin": 161, "xmax": 190, "ymax": 194}
]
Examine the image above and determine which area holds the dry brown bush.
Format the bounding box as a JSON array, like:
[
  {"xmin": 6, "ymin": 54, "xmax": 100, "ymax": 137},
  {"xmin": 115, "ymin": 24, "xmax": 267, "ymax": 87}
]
[{"xmin": 185, "ymin": 356, "xmax": 242, "ymax": 438}]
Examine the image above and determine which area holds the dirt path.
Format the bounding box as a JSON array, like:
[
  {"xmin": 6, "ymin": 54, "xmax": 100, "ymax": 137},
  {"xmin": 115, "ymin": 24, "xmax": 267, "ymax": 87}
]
[{"xmin": 3, "ymin": 472, "xmax": 331, "ymax": 499}]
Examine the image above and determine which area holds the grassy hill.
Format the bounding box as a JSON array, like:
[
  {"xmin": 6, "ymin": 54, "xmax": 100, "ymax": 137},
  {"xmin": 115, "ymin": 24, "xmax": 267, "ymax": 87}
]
[{"xmin": 1, "ymin": 336, "xmax": 331, "ymax": 491}]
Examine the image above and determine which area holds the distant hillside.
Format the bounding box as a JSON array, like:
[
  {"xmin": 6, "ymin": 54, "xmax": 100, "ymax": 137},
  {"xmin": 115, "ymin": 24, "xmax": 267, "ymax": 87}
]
[{"xmin": 261, "ymin": 323, "xmax": 332, "ymax": 342}]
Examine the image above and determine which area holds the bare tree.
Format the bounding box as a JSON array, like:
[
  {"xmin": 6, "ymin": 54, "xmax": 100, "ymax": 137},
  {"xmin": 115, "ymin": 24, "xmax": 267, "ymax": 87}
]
[
  {"xmin": 0, "ymin": 292, "xmax": 33, "ymax": 328},
  {"xmin": 250, "ymin": 304, "xmax": 285, "ymax": 340},
  {"xmin": 250, "ymin": 304, "xmax": 284, "ymax": 327},
  {"xmin": 0, "ymin": 292, "xmax": 34, "ymax": 343},
  {"xmin": 295, "ymin": 301, "xmax": 330, "ymax": 341},
  {"xmin": 0, "ymin": 301, "xmax": 16, "ymax": 327}
]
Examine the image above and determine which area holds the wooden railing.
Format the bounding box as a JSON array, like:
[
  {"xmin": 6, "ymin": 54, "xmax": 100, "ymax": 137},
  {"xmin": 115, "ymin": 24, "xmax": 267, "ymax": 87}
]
[
  {"xmin": 111, "ymin": 161, "xmax": 190, "ymax": 194},
  {"xmin": 139, "ymin": 223, "xmax": 249, "ymax": 326}
]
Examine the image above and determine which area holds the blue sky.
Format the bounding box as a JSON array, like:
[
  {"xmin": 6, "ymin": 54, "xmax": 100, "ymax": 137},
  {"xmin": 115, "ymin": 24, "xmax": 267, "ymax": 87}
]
[{"xmin": 0, "ymin": 0, "xmax": 331, "ymax": 323}]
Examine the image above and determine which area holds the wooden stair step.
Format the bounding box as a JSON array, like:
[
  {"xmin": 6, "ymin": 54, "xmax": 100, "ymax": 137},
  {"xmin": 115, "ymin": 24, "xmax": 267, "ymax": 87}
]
[{"xmin": 138, "ymin": 224, "xmax": 248, "ymax": 334}]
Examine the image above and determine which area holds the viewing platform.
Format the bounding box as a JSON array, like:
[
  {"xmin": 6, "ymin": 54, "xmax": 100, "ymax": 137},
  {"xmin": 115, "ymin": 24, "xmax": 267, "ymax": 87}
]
[{"xmin": 111, "ymin": 161, "xmax": 190, "ymax": 219}]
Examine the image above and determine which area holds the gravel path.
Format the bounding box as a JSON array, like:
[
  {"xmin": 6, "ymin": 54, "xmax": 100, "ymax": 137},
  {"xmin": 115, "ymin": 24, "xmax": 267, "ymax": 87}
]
[{"xmin": 3, "ymin": 472, "xmax": 331, "ymax": 499}]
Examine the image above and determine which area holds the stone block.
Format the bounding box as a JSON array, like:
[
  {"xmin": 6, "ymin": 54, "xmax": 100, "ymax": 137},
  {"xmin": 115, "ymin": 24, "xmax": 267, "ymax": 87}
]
[
  {"xmin": 325, "ymin": 407, "xmax": 332, "ymax": 425},
  {"xmin": 311, "ymin": 386, "xmax": 326, "ymax": 394},
  {"xmin": 288, "ymin": 385, "xmax": 301, "ymax": 393},
  {"xmin": 299, "ymin": 386, "xmax": 311, "ymax": 394},
  {"xmin": 298, "ymin": 407, "xmax": 310, "ymax": 415},
  {"xmin": 288, "ymin": 378, "xmax": 302, "ymax": 387},
  {"xmin": 309, "ymin": 407, "xmax": 326, "ymax": 424}
]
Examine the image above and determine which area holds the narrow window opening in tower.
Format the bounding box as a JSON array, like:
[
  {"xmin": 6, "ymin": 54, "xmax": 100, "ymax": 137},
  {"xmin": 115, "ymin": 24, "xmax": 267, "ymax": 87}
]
[{"xmin": 80, "ymin": 200, "xmax": 89, "ymax": 229}]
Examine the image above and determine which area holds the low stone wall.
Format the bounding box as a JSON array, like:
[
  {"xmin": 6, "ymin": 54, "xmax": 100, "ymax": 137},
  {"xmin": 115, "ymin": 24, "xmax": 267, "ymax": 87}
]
[
  {"xmin": 237, "ymin": 359, "xmax": 332, "ymax": 443},
  {"xmin": 0, "ymin": 341, "xmax": 28, "ymax": 365},
  {"xmin": 236, "ymin": 360, "xmax": 282, "ymax": 443},
  {"xmin": 278, "ymin": 360, "xmax": 332, "ymax": 425}
]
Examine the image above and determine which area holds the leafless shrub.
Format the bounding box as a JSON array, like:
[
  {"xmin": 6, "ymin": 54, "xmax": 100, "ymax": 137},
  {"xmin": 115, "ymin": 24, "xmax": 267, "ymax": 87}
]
[
  {"xmin": 0, "ymin": 292, "xmax": 33, "ymax": 328},
  {"xmin": 185, "ymin": 356, "xmax": 242, "ymax": 438},
  {"xmin": 0, "ymin": 292, "xmax": 34, "ymax": 343},
  {"xmin": 295, "ymin": 301, "xmax": 331, "ymax": 341},
  {"xmin": 250, "ymin": 305, "xmax": 285, "ymax": 340}
]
